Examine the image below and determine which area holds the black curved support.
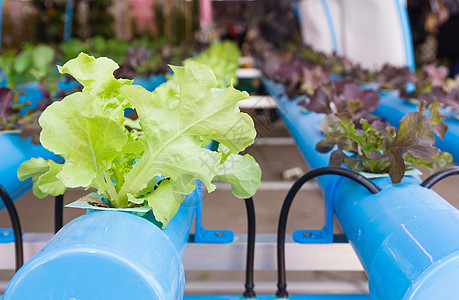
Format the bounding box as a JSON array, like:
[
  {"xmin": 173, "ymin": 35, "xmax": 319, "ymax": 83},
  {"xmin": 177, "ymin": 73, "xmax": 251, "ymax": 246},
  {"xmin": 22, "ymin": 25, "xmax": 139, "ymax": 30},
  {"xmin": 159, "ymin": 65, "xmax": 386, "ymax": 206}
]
[
  {"xmin": 421, "ymin": 167, "xmax": 459, "ymax": 189},
  {"xmin": 54, "ymin": 194, "xmax": 64, "ymax": 233},
  {"xmin": 243, "ymin": 197, "xmax": 256, "ymax": 298},
  {"xmin": 0, "ymin": 184, "xmax": 24, "ymax": 271},
  {"xmin": 276, "ymin": 167, "xmax": 381, "ymax": 298}
]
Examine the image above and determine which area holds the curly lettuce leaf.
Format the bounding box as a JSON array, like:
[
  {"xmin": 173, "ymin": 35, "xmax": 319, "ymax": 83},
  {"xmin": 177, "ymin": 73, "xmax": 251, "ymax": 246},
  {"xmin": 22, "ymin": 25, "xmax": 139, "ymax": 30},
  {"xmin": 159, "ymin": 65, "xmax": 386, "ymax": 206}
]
[
  {"xmin": 385, "ymin": 111, "xmax": 439, "ymax": 183},
  {"xmin": 19, "ymin": 54, "xmax": 135, "ymax": 202},
  {"xmin": 18, "ymin": 56, "xmax": 261, "ymax": 228},
  {"xmin": 427, "ymin": 100, "xmax": 448, "ymax": 140},
  {"xmin": 58, "ymin": 53, "xmax": 132, "ymax": 125},
  {"xmin": 18, "ymin": 158, "xmax": 66, "ymax": 199},
  {"xmin": 213, "ymin": 153, "xmax": 261, "ymax": 199},
  {"xmin": 117, "ymin": 62, "xmax": 258, "ymax": 226},
  {"xmin": 38, "ymin": 93, "xmax": 129, "ymax": 196}
]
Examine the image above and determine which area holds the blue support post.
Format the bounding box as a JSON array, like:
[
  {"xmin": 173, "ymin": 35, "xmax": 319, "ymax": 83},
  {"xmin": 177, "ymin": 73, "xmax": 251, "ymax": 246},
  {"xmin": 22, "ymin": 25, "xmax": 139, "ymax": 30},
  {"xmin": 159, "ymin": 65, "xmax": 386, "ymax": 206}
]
[
  {"xmin": 320, "ymin": 0, "xmax": 339, "ymax": 53},
  {"xmin": 293, "ymin": 0, "xmax": 339, "ymax": 53},
  {"xmin": 64, "ymin": 0, "xmax": 75, "ymax": 42},
  {"xmin": 193, "ymin": 141, "xmax": 235, "ymax": 244},
  {"xmin": 394, "ymin": 0, "xmax": 415, "ymax": 71}
]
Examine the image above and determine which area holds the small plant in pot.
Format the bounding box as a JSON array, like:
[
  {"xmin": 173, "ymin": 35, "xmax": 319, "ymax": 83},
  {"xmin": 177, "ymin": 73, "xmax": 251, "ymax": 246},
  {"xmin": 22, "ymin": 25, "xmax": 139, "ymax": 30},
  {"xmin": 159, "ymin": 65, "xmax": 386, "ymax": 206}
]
[
  {"xmin": 316, "ymin": 100, "xmax": 452, "ymax": 183},
  {"xmin": 17, "ymin": 53, "xmax": 261, "ymax": 228}
]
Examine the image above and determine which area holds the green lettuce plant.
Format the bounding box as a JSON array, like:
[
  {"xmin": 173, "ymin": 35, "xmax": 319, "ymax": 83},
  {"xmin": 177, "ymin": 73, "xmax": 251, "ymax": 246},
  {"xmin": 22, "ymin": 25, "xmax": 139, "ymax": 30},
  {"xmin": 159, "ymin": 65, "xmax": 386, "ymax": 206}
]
[
  {"xmin": 0, "ymin": 44, "xmax": 57, "ymax": 87},
  {"xmin": 17, "ymin": 53, "xmax": 261, "ymax": 228},
  {"xmin": 185, "ymin": 41, "xmax": 241, "ymax": 88}
]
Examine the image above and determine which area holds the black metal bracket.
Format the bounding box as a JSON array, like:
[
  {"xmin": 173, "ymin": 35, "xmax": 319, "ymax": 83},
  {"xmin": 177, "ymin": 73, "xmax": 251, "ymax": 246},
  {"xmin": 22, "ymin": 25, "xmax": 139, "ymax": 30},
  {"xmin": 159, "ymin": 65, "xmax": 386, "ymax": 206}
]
[
  {"xmin": 243, "ymin": 197, "xmax": 256, "ymax": 298},
  {"xmin": 0, "ymin": 184, "xmax": 24, "ymax": 271},
  {"xmin": 421, "ymin": 167, "xmax": 459, "ymax": 189},
  {"xmin": 54, "ymin": 194, "xmax": 64, "ymax": 233},
  {"xmin": 275, "ymin": 167, "xmax": 381, "ymax": 298}
]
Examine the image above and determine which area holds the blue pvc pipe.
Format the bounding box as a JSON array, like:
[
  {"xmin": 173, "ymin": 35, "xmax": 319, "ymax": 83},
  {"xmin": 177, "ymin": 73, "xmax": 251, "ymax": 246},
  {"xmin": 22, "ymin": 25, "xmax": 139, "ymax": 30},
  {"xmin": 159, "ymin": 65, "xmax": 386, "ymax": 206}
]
[
  {"xmin": 394, "ymin": 0, "xmax": 415, "ymax": 71},
  {"xmin": 263, "ymin": 78, "xmax": 332, "ymax": 189},
  {"xmin": 162, "ymin": 183, "xmax": 200, "ymax": 257},
  {"xmin": 263, "ymin": 78, "xmax": 459, "ymax": 299},
  {"xmin": 333, "ymin": 175, "xmax": 459, "ymax": 299},
  {"xmin": 17, "ymin": 82, "xmax": 44, "ymax": 115},
  {"xmin": 372, "ymin": 94, "xmax": 459, "ymax": 164},
  {"xmin": 0, "ymin": 133, "xmax": 61, "ymax": 205},
  {"xmin": 56, "ymin": 78, "xmax": 81, "ymax": 92},
  {"xmin": 64, "ymin": 0, "xmax": 75, "ymax": 42},
  {"xmin": 0, "ymin": 81, "xmax": 71, "ymax": 206},
  {"xmin": 132, "ymin": 75, "xmax": 167, "ymax": 92},
  {"xmin": 294, "ymin": 0, "xmax": 338, "ymax": 53},
  {"xmin": 4, "ymin": 187, "xmax": 199, "ymax": 299},
  {"xmin": 320, "ymin": 0, "xmax": 339, "ymax": 53}
]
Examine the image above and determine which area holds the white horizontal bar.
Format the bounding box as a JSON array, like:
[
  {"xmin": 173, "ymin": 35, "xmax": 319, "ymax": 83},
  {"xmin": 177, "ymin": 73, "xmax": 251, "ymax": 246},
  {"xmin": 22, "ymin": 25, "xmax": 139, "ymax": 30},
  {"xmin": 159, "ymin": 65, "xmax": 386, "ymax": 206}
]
[
  {"xmin": 0, "ymin": 234, "xmax": 362, "ymax": 273},
  {"xmin": 0, "ymin": 233, "xmax": 52, "ymax": 270},
  {"xmin": 236, "ymin": 68, "xmax": 262, "ymax": 79},
  {"xmin": 183, "ymin": 234, "xmax": 364, "ymax": 271},
  {"xmin": 238, "ymin": 56, "xmax": 255, "ymax": 67},
  {"xmin": 239, "ymin": 96, "xmax": 276, "ymax": 109},
  {"xmin": 185, "ymin": 280, "xmax": 368, "ymax": 295}
]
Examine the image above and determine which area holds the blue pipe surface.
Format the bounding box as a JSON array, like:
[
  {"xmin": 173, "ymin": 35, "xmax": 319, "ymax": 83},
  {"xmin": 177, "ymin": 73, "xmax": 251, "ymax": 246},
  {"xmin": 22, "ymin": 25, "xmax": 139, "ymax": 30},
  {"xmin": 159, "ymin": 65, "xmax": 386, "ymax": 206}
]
[
  {"xmin": 394, "ymin": 0, "xmax": 415, "ymax": 71},
  {"xmin": 4, "ymin": 187, "xmax": 199, "ymax": 299},
  {"xmin": 132, "ymin": 74, "xmax": 167, "ymax": 92},
  {"xmin": 0, "ymin": 133, "xmax": 61, "ymax": 204},
  {"xmin": 333, "ymin": 175, "xmax": 459, "ymax": 299},
  {"xmin": 263, "ymin": 78, "xmax": 459, "ymax": 299}
]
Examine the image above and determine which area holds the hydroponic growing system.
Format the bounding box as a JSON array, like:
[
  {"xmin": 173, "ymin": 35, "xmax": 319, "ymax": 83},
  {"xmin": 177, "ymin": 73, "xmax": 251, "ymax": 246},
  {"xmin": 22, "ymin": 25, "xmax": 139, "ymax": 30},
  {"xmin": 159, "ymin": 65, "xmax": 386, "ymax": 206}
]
[{"xmin": 2, "ymin": 0, "xmax": 459, "ymax": 299}]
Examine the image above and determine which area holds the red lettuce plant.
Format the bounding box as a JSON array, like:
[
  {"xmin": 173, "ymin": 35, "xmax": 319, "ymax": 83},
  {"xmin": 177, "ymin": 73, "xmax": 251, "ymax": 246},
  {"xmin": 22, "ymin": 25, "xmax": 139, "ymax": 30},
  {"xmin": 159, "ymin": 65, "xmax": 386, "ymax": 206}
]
[
  {"xmin": 298, "ymin": 80, "xmax": 381, "ymax": 124},
  {"xmin": 373, "ymin": 64, "xmax": 417, "ymax": 90},
  {"xmin": 316, "ymin": 100, "xmax": 451, "ymax": 183},
  {"xmin": 400, "ymin": 64, "xmax": 459, "ymax": 111}
]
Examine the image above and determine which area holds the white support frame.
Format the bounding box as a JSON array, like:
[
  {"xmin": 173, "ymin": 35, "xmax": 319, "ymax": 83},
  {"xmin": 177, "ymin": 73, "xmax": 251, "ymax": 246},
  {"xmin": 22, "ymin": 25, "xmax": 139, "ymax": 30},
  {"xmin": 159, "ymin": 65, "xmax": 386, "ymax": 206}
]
[{"xmin": 0, "ymin": 233, "xmax": 363, "ymax": 272}]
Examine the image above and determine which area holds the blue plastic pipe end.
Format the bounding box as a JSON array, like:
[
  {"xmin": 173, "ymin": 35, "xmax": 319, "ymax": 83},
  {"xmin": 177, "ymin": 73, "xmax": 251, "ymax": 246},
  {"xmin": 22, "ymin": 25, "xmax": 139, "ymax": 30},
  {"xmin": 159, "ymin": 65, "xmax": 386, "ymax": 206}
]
[
  {"xmin": 403, "ymin": 252, "xmax": 459, "ymax": 299},
  {"xmin": 333, "ymin": 176, "xmax": 459, "ymax": 299},
  {"xmin": 3, "ymin": 211, "xmax": 185, "ymax": 300}
]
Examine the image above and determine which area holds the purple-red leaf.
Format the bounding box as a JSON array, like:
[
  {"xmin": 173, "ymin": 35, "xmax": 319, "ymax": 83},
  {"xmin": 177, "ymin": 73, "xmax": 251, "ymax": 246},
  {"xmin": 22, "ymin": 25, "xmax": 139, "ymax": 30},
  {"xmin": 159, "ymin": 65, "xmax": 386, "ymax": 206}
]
[
  {"xmin": 422, "ymin": 63, "xmax": 449, "ymax": 86},
  {"xmin": 0, "ymin": 87, "xmax": 12, "ymax": 117}
]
